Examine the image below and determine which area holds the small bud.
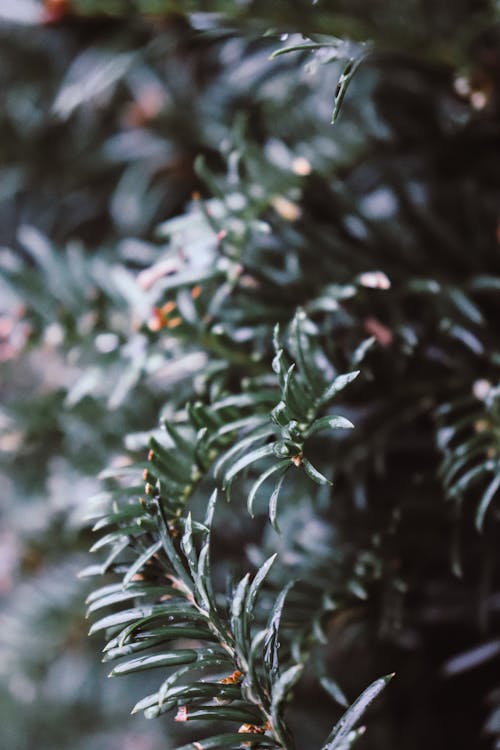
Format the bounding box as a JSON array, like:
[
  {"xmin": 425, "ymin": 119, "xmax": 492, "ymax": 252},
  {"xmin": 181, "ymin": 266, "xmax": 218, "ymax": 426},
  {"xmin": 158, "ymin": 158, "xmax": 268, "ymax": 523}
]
[
  {"xmin": 175, "ymin": 706, "xmax": 188, "ymax": 722},
  {"xmin": 359, "ymin": 271, "xmax": 391, "ymax": 290},
  {"xmin": 191, "ymin": 285, "xmax": 202, "ymax": 299},
  {"xmin": 238, "ymin": 723, "xmax": 266, "ymax": 734},
  {"xmin": 148, "ymin": 307, "xmax": 164, "ymax": 331},
  {"xmin": 168, "ymin": 520, "xmax": 180, "ymax": 539},
  {"xmin": 219, "ymin": 669, "xmax": 243, "ymax": 684},
  {"xmin": 161, "ymin": 301, "xmax": 177, "ymax": 315},
  {"xmin": 471, "ymin": 90, "xmax": 488, "ymax": 110},
  {"xmin": 271, "ymin": 195, "xmax": 301, "ymax": 222},
  {"xmin": 292, "ymin": 156, "xmax": 312, "ymax": 176}
]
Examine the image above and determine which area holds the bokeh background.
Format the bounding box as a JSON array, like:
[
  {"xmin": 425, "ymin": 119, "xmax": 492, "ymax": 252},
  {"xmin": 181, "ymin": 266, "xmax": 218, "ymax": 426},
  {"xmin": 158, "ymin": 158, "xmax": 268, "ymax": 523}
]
[
  {"xmin": 2, "ymin": 2, "xmax": 500, "ymax": 750},
  {"xmin": 0, "ymin": 6, "xmax": 357, "ymax": 749}
]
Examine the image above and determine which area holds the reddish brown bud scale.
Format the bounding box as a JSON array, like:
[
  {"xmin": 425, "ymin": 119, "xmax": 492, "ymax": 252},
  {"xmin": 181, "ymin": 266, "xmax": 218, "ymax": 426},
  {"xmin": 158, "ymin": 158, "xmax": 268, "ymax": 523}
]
[
  {"xmin": 161, "ymin": 301, "xmax": 177, "ymax": 315},
  {"xmin": 148, "ymin": 301, "xmax": 180, "ymax": 331},
  {"xmin": 238, "ymin": 723, "xmax": 266, "ymax": 734},
  {"xmin": 148, "ymin": 308, "xmax": 164, "ymax": 332},
  {"xmin": 219, "ymin": 669, "xmax": 243, "ymax": 684},
  {"xmin": 191, "ymin": 285, "xmax": 202, "ymax": 300}
]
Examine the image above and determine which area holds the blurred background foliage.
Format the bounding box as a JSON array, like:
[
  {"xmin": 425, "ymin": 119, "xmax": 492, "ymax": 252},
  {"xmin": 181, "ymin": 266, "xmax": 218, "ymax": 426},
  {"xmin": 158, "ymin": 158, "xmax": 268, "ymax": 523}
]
[{"xmin": 2, "ymin": 1, "xmax": 500, "ymax": 749}]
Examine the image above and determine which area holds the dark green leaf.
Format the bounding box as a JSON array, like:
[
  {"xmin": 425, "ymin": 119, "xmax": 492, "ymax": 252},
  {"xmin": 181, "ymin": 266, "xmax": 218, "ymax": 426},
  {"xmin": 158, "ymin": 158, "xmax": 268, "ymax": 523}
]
[
  {"xmin": 109, "ymin": 649, "xmax": 199, "ymax": 675},
  {"xmin": 268, "ymin": 469, "xmax": 289, "ymax": 532},
  {"xmin": 305, "ymin": 416, "xmax": 354, "ymax": 438},
  {"xmin": 319, "ymin": 371, "xmax": 359, "ymax": 405},
  {"xmin": 476, "ymin": 471, "xmax": 500, "ymax": 531},
  {"xmin": 123, "ymin": 539, "xmax": 163, "ymax": 587},
  {"xmin": 321, "ymin": 674, "xmax": 394, "ymax": 749},
  {"xmin": 302, "ymin": 458, "xmax": 332, "ymax": 486}
]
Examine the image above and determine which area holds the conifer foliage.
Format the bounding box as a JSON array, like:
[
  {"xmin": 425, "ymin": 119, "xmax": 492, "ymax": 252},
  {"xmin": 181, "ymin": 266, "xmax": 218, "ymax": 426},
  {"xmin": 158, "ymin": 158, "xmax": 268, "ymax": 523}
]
[
  {"xmin": 2, "ymin": 2, "xmax": 500, "ymax": 750},
  {"xmin": 85, "ymin": 309, "xmax": 373, "ymax": 749}
]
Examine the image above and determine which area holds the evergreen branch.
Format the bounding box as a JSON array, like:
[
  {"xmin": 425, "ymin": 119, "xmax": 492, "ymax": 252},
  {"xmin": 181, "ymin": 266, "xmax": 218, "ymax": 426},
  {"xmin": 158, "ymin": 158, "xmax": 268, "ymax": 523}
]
[
  {"xmin": 103, "ymin": 308, "xmax": 359, "ymax": 534},
  {"xmin": 270, "ymin": 35, "xmax": 370, "ymax": 124},
  {"xmin": 85, "ymin": 314, "xmax": 387, "ymax": 750},
  {"xmin": 88, "ymin": 489, "xmax": 298, "ymax": 748},
  {"xmin": 436, "ymin": 384, "xmax": 500, "ymax": 537},
  {"xmin": 215, "ymin": 311, "xmax": 358, "ymax": 529}
]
